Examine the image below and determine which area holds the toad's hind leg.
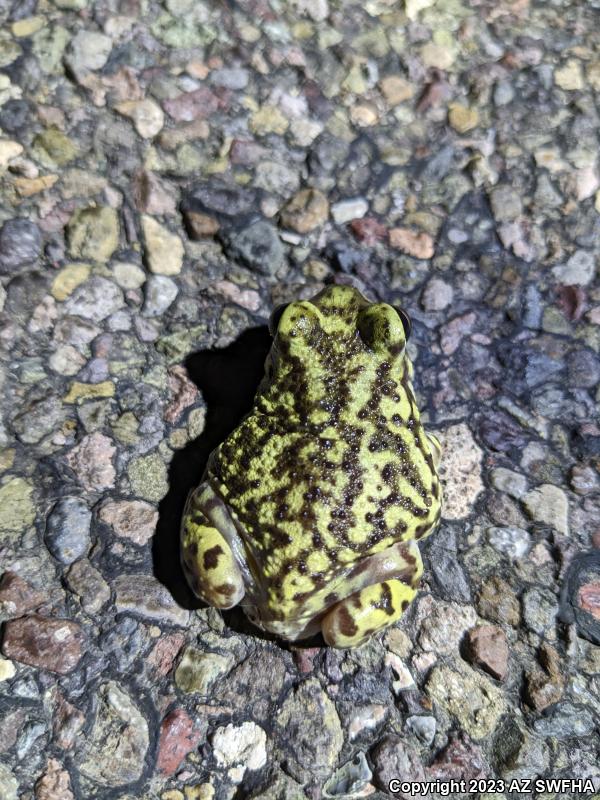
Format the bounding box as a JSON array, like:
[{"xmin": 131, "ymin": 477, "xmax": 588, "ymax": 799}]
[
  {"xmin": 181, "ymin": 489, "xmax": 245, "ymax": 609},
  {"xmin": 321, "ymin": 545, "xmax": 423, "ymax": 648}
]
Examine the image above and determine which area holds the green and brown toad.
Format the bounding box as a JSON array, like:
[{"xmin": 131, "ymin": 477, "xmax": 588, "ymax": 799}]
[{"xmin": 181, "ymin": 284, "xmax": 442, "ymax": 647}]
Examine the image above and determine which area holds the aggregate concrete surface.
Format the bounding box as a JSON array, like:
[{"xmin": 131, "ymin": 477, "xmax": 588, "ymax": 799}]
[{"xmin": 0, "ymin": 0, "xmax": 599, "ymax": 798}]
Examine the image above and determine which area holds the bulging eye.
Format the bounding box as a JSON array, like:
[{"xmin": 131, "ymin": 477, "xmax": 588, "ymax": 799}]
[
  {"xmin": 268, "ymin": 303, "xmax": 289, "ymax": 336},
  {"xmin": 394, "ymin": 307, "xmax": 412, "ymax": 340}
]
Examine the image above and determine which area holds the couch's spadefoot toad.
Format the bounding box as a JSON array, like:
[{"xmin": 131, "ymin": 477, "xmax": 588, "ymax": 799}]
[{"xmin": 181, "ymin": 284, "xmax": 442, "ymax": 647}]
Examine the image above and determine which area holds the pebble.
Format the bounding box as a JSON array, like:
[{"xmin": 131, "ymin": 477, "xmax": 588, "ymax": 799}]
[
  {"xmin": 0, "ymin": 139, "xmax": 23, "ymax": 168},
  {"xmin": 554, "ymin": 59, "xmax": 584, "ymax": 90},
  {"xmin": 426, "ymin": 732, "xmax": 488, "ymax": 781},
  {"xmin": 98, "ymin": 499, "xmax": 158, "ymax": 546},
  {"xmin": 476, "ymin": 577, "xmax": 520, "ymax": 627},
  {"xmin": 45, "ymin": 497, "xmax": 91, "ymax": 564},
  {"xmin": 0, "ymin": 572, "xmax": 45, "ymax": 622},
  {"xmin": 522, "ymin": 586, "xmax": 559, "ymax": 636},
  {"xmin": 65, "ymin": 432, "xmax": 116, "ymax": 492},
  {"xmin": 175, "ymin": 647, "xmax": 234, "ymax": 695},
  {"xmin": 331, "ymin": 197, "xmax": 369, "ymax": 225},
  {"xmin": 142, "ymin": 215, "xmax": 184, "ymax": 276},
  {"xmin": 32, "ymin": 128, "xmax": 78, "ymax": 167},
  {"xmin": 486, "ymin": 526, "xmax": 530, "ymax": 559},
  {"xmin": 490, "ymin": 467, "xmax": 527, "ymax": 499},
  {"xmin": 0, "ymin": 218, "xmax": 42, "ymax": 273},
  {"xmin": 157, "ymin": 708, "xmax": 203, "ymax": 776},
  {"xmin": 389, "ymin": 227, "xmax": 435, "ymax": 259},
  {"xmin": 212, "ymin": 722, "xmax": 267, "ymax": 773},
  {"xmin": 114, "ymin": 574, "xmax": 189, "ymax": 626},
  {"xmin": 420, "ymin": 277, "xmax": 453, "ymax": 311},
  {"xmin": 372, "ymin": 736, "xmax": 425, "ymax": 798},
  {"xmin": 380, "ymin": 75, "xmax": 414, "ymax": 105},
  {"xmin": 426, "ymin": 661, "xmax": 506, "ymax": 740},
  {"xmin": 525, "ymin": 642, "xmax": 565, "ymax": 711},
  {"xmin": 418, "ymin": 599, "xmax": 477, "ymax": 656},
  {"xmin": 436, "ymin": 423, "xmax": 484, "ymax": 519},
  {"xmin": 275, "ymin": 678, "xmax": 343, "ymax": 783},
  {"xmin": 522, "ymin": 483, "xmax": 569, "ymax": 535},
  {"xmin": 112, "ymin": 261, "xmax": 146, "ymax": 290},
  {"xmin": 221, "ymin": 219, "xmax": 284, "ymax": 274},
  {"xmin": 552, "ymin": 250, "xmax": 595, "ymax": 286},
  {"xmin": 51, "ymin": 263, "xmax": 91, "ymax": 302},
  {"xmin": 448, "ymin": 103, "xmax": 479, "ymax": 133},
  {"xmin": 2, "ymin": 615, "xmax": 83, "ymax": 674},
  {"xmin": 115, "ymin": 99, "xmax": 164, "ymax": 138},
  {"xmin": 405, "ymin": 716, "xmax": 436, "ymax": 746},
  {"xmin": 143, "ymin": 274, "xmax": 179, "ymax": 316},
  {"xmin": 34, "ymin": 759, "xmax": 74, "ymax": 800},
  {"xmin": 65, "ymin": 559, "xmax": 110, "ymax": 614},
  {"xmin": 67, "ymin": 206, "xmax": 120, "ymax": 262},
  {"xmin": 489, "ymin": 184, "xmax": 522, "ymax": 223},
  {"xmin": 78, "ymin": 682, "xmax": 149, "ymax": 786},
  {"xmin": 0, "ymin": 477, "xmax": 36, "ymax": 539},
  {"xmin": 250, "ymin": 105, "xmax": 289, "ymax": 135},
  {"xmin": 280, "ymin": 188, "xmax": 329, "ymax": 233},
  {"xmin": 0, "ymin": 764, "xmax": 18, "ymax": 800},
  {"xmin": 465, "ymin": 625, "xmax": 509, "ymax": 681},
  {"xmin": 65, "ymin": 30, "xmax": 112, "ymax": 73},
  {"xmin": 64, "ymin": 276, "xmax": 124, "ymax": 322}
]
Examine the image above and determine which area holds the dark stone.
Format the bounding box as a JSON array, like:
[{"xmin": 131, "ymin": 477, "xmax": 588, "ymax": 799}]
[
  {"xmin": 567, "ymin": 349, "xmax": 600, "ymax": 389},
  {"xmin": 221, "ymin": 219, "xmax": 284, "ymax": 274},
  {"xmin": 0, "ymin": 98, "xmax": 32, "ymax": 134},
  {"xmin": 45, "ymin": 497, "xmax": 92, "ymax": 565},
  {"xmin": 0, "ymin": 218, "xmax": 42, "ymax": 273},
  {"xmin": 181, "ymin": 180, "xmax": 258, "ymax": 222}
]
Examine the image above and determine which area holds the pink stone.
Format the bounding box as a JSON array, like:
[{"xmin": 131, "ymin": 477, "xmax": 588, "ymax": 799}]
[
  {"xmin": 350, "ymin": 217, "xmax": 388, "ymax": 245},
  {"xmin": 0, "ymin": 571, "xmax": 46, "ymax": 621},
  {"xmin": 147, "ymin": 633, "xmax": 185, "ymax": 676},
  {"xmin": 157, "ymin": 708, "xmax": 202, "ymax": 775},
  {"xmin": 65, "ymin": 432, "xmax": 116, "ymax": 491},
  {"xmin": 165, "ymin": 365, "xmax": 199, "ymax": 425},
  {"xmin": 163, "ymin": 87, "xmax": 221, "ymax": 122},
  {"xmin": 35, "ymin": 759, "xmax": 74, "ymax": 800},
  {"xmin": 427, "ymin": 732, "xmax": 488, "ymax": 781},
  {"xmin": 98, "ymin": 499, "xmax": 158, "ymax": 546},
  {"xmin": 466, "ymin": 624, "xmax": 509, "ymax": 681}
]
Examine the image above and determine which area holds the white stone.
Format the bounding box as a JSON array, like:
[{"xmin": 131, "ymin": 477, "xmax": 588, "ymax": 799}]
[
  {"xmin": 436, "ymin": 423, "xmax": 484, "ymax": 520},
  {"xmin": 212, "ymin": 722, "xmax": 267, "ymax": 774},
  {"xmin": 115, "ymin": 99, "xmax": 164, "ymax": 139},
  {"xmin": 487, "ymin": 526, "xmax": 531, "ymax": 559},
  {"xmin": 0, "ymin": 139, "xmax": 23, "ymax": 169},
  {"xmin": 552, "ymin": 250, "xmax": 596, "ymax": 286},
  {"xmin": 331, "ymin": 197, "xmax": 369, "ymax": 224}
]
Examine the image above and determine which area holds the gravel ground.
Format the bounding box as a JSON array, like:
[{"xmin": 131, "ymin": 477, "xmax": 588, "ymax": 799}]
[{"xmin": 1, "ymin": 0, "xmax": 600, "ymax": 798}]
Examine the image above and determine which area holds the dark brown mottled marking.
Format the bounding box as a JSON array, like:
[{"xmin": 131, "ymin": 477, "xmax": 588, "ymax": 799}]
[
  {"xmin": 203, "ymin": 545, "xmax": 223, "ymax": 570},
  {"xmin": 337, "ymin": 605, "xmax": 358, "ymax": 637},
  {"xmin": 401, "ymin": 599, "xmax": 409, "ymax": 611},
  {"xmin": 215, "ymin": 582, "xmax": 236, "ymax": 596},
  {"xmin": 324, "ymin": 592, "xmax": 338, "ymax": 606}
]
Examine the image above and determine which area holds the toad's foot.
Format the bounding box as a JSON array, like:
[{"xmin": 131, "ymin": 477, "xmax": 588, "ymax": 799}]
[
  {"xmin": 321, "ymin": 577, "xmax": 419, "ymax": 648},
  {"xmin": 181, "ymin": 488, "xmax": 245, "ymax": 609}
]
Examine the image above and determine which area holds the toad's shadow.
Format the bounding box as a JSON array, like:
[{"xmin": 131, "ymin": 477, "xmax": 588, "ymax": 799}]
[{"xmin": 152, "ymin": 326, "xmax": 271, "ymax": 627}]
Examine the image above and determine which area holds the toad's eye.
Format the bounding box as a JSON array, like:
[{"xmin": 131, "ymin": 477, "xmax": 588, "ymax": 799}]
[
  {"xmin": 394, "ymin": 307, "xmax": 412, "ymax": 340},
  {"xmin": 268, "ymin": 303, "xmax": 289, "ymax": 336}
]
